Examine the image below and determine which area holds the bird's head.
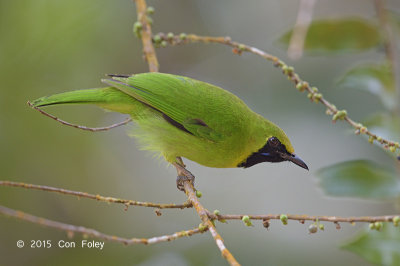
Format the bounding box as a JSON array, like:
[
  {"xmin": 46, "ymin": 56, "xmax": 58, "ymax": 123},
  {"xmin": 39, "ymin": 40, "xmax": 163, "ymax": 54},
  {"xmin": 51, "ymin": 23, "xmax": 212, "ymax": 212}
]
[{"xmin": 238, "ymin": 125, "xmax": 308, "ymax": 170}]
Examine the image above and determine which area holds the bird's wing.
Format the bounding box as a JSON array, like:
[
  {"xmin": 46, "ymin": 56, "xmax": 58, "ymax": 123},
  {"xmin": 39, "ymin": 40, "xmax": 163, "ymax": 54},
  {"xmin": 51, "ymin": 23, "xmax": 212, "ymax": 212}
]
[{"xmin": 102, "ymin": 73, "xmax": 226, "ymax": 141}]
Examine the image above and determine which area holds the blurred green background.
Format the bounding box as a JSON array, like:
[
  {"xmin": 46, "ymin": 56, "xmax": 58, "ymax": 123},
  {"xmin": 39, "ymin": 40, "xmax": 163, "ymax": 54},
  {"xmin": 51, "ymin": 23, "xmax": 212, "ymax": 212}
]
[{"xmin": 1, "ymin": 0, "xmax": 400, "ymax": 265}]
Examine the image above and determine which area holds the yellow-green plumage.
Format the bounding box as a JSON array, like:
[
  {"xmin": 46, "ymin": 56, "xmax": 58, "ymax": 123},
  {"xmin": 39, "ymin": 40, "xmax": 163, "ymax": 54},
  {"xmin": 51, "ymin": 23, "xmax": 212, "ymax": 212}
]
[{"xmin": 31, "ymin": 72, "xmax": 303, "ymax": 169}]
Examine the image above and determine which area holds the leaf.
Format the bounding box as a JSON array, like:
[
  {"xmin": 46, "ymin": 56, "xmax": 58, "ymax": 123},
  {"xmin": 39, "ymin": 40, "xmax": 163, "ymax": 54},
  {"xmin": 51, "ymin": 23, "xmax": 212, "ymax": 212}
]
[
  {"xmin": 316, "ymin": 160, "xmax": 400, "ymax": 199},
  {"xmin": 342, "ymin": 225, "xmax": 400, "ymax": 266},
  {"xmin": 337, "ymin": 62, "xmax": 396, "ymax": 110},
  {"xmin": 279, "ymin": 18, "xmax": 382, "ymax": 53}
]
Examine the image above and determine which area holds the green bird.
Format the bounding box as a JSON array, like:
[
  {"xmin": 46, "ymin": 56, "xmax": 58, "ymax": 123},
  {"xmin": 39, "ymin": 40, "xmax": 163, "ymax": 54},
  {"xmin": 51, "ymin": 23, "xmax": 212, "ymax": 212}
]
[{"xmin": 31, "ymin": 73, "xmax": 308, "ymax": 187}]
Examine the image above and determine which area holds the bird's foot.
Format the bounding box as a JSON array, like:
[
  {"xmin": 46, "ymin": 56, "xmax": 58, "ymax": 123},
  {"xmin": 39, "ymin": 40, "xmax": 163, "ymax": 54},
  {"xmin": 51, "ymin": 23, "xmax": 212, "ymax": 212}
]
[
  {"xmin": 176, "ymin": 174, "xmax": 195, "ymax": 191},
  {"xmin": 173, "ymin": 161, "xmax": 195, "ymax": 192}
]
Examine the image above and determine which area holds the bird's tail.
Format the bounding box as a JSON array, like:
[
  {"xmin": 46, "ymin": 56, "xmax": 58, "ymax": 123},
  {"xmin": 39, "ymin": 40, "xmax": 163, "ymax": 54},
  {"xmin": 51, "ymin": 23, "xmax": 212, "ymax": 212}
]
[{"xmin": 30, "ymin": 87, "xmax": 138, "ymax": 114}]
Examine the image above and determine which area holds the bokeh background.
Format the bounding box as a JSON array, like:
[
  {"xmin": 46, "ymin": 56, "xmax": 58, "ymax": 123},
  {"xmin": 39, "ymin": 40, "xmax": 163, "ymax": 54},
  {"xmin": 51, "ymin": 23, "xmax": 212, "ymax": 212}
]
[{"xmin": 1, "ymin": 0, "xmax": 400, "ymax": 265}]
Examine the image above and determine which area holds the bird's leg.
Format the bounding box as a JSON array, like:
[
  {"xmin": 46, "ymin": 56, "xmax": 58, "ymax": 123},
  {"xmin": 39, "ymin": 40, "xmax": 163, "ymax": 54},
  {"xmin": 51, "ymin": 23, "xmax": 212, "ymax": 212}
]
[
  {"xmin": 176, "ymin": 157, "xmax": 186, "ymax": 168},
  {"xmin": 173, "ymin": 158, "xmax": 194, "ymax": 192}
]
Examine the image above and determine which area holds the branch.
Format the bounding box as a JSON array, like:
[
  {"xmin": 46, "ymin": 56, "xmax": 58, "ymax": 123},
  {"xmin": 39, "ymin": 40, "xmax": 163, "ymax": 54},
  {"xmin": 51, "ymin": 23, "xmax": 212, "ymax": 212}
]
[
  {"xmin": 287, "ymin": 0, "xmax": 316, "ymax": 60},
  {"xmin": 155, "ymin": 33, "xmax": 400, "ymax": 158},
  {"xmin": 28, "ymin": 101, "xmax": 132, "ymax": 132},
  {"xmin": 0, "ymin": 181, "xmax": 192, "ymax": 210},
  {"xmin": 211, "ymin": 213, "xmax": 400, "ymax": 224},
  {"xmin": 134, "ymin": 0, "xmax": 159, "ymax": 72},
  {"xmin": 183, "ymin": 181, "xmax": 240, "ymax": 266},
  {"xmin": 3, "ymin": 180, "xmax": 397, "ymax": 225},
  {"xmin": 0, "ymin": 205, "xmax": 205, "ymax": 245},
  {"xmin": 132, "ymin": 1, "xmax": 240, "ymax": 264}
]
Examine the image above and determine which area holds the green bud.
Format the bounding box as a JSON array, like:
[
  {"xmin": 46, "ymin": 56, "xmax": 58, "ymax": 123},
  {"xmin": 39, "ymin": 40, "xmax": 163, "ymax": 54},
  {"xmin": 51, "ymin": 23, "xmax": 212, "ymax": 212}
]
[
  {"xmin": 311, "ymin": 87, "xmax": 318, "ymax": 93},
  {"xmin": 390, "ymin": 146, "xmax": 396, "ymax": 153},
  {"xmin": 179, "ymin": 33, "xmax": 187, "ymax": 40},
  {"xmin": 219, "ymin": 219, "xmax": 227, "ymax": 223},
  {"xmin": 133, "ymin": 21, "xmax": 143, "ymax": 38},
  {"xmin": 198, "ymin": 223, "xmax": 207, "ymax": 231},
  {"xmin": 167, "ymin": 32, "xmax": 174, "ymax": 40},
  {"xmin": 377, "ymin": 136, "xmax": 383, "ymax": 143},
  {"xmin": 238, "ymin": 44, "xmax": 246, "ymax": 51},
  {"xmin": 369, "ymin": 223, "xmax": 376, "ymax": 230},
  {"xmin": 146, "ymin": 6, "xmax": 155, "ymax": 15},
  {"xmin": 280, "ymin": 214, "xmax": 288, "ymax": 225},
  {"xmin": 393, "ymin": 216, "xmax": 400, "ymax": 226},
  {"xmin": 296, "ymin": 82, "xmax": 304, "ymax": 92},
  {"xmin": 368, "ymin": 136, "xmax": 374, "ymax": 144},
  {"xmin": 395, "ymin": 142, "xmax": 400, "ymax": 148},
  {"xmin": 282, "ymin": 66, "xmax": 294, "ymax": 75},
  {"xmin": 360, "ymin": 126, "xmax": 367, "ymax": 134},
  {"xmin": 307, "ymin": 93, "xmax": 313, "ymax": 99},
  {"xmin": 153, "ymin": 34, "xmax": 162, "ymax": 43},
  {"xmin": 319, "ymin": 224, "xmax": 325, "ymax": 231},
  {"xmin": 333, "ymin": 110, "xmax": 347, "ymax": 121},
  {"xmin": 196, "ymin": 190, "xmax": 202, "ymax": 198},
  {"xmin": 374, "ymin": 222, "xmax": 383, "ymax": 231},
  {"xmin": 161, "ymin": 40, "xmax": 167, "ymax": 48},
  {"xmin": 213, "ymin": 210, "xmax": 221, "ymax": 216},
  {"xmin": 313, "ymin": 93, "xmax": 322, "ymax": 103},
  {"xmin": 308, "ymin": 224, "xmax": 318, "ymax": 234},
  {"xmin": 242, "ymin": 215, "xmax": 250, "ymax": 223}
]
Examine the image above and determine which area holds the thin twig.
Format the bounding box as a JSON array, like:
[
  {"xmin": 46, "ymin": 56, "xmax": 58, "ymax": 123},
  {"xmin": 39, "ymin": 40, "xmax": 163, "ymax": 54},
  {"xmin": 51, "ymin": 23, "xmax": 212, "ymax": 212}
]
[
  {"xmin": 287, "ymin": 0, "xmax": 317, "ymax": 60},
  {"xmin": 156, "ymin": 33, "xmax": 400, "ymax": 157},
  {"xmin": 0, "ymin": 205, "xmax": 205, "ymax": 245},
  {"xmin": 210, "ymin": 213, "xmax": 400, "ymax": 224},
  {"xmin": 3, "ymin": 180, "xmax": 396, "ymax": 225},
  {"xmin": 134, "ymin": 0, "xmax": 159, "ymax": 72},
  {"xmin": 0, "ymin": 181, "xmax": 192, "ymax": 209},
  {"xmin": 182, "ymin": 180, "xmax": 240, "ymax": 266},
  {"xmin": 27, "ymin": 101, "xmax": 132, "ymax": 132}
]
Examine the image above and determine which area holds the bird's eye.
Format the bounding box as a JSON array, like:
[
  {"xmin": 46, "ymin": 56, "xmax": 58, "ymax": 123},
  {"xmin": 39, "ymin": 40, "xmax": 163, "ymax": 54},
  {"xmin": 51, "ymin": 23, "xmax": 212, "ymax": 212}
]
[{"xmin": 268, "ymin": 137, "xmax": 280, "ymax": 147}]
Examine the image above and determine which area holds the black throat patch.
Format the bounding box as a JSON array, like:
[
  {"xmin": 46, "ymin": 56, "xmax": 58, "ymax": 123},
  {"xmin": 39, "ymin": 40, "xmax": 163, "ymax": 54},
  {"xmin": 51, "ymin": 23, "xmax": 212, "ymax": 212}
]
[{"xmin": 238, "ymin": 138, "xmax": 289, "ymax": 168}]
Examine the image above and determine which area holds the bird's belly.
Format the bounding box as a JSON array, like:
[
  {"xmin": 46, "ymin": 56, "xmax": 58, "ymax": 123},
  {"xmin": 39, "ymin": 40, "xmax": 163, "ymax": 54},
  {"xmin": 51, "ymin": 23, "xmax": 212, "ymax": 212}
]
[{"xmin": 133, "ymin": 113, "xmax": 248, "ymax": 168}]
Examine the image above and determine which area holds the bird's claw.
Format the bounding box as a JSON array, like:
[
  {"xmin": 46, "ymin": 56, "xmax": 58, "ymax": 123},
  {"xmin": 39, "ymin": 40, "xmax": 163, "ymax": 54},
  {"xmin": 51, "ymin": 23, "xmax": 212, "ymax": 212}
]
[{"xmin": 176, "ymin": 174, "xmax": 195, "ymax": 191}]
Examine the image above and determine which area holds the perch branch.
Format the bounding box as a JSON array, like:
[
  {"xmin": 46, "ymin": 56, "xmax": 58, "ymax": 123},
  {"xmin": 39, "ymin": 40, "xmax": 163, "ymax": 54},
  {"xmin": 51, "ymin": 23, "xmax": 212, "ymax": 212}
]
[
  {"xmin": 27, "ymin": 101, "xmax": 132, "ymax": 132},
  {"xmin": 0, "ymin": 205, "xmax": 205, "ymax": 245},
  {"xmin": 3, "ymin": 180, "xmax": 396, "ymax": 225},
  {"xmin": 287, "ymin": 0, "xmax": 316, "ymax": 60},
  {"xmin": 183, "ymin": 181, "xmax": 240, "ymax": 266},
  {"xmin": 0, "ymin": 181, "xmax": 191, "ymax": 209},
  {"xmin": 155, "ymin": 33, "xmax": 400, "ymax": 157}
]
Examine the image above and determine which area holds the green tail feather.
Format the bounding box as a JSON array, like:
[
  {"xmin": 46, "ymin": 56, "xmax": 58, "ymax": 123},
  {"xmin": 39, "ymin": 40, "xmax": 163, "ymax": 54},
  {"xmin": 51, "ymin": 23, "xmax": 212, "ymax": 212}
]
[{"xmin": 31, "ymin": 87, "xmax": 139, "ymax": 114}]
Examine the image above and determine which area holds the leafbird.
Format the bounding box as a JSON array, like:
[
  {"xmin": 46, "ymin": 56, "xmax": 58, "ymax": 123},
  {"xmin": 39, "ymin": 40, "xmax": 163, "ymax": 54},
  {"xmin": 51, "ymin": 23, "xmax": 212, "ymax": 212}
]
[{"xmin": 31, "ymin": 73, "xmax": 308, "ymax": 189}]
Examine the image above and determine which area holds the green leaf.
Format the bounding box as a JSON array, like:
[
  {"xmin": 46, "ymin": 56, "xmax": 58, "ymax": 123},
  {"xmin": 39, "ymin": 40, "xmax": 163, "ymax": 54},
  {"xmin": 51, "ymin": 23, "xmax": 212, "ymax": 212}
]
[
  {"xmin": 279, "ymin": 18, "xmax": 382, "ymax": 53},
  {"xmin": 316, "ymin": 160, "xmax": 400, "ymax": 199},
  {"xmin": 337, "ymin": 62, "xmax": 396, "ymax": 110},
  {"xmin": 342, "ymin": 225, "xmax": 400, "ymax": 266}
]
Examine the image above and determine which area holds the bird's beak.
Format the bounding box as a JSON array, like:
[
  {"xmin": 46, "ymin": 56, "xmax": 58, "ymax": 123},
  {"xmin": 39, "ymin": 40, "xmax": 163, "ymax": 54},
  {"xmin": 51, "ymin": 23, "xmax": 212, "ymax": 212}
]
[{"xmin": 283, "ymin": 153, "xmax": 309, "ymax": 170}]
